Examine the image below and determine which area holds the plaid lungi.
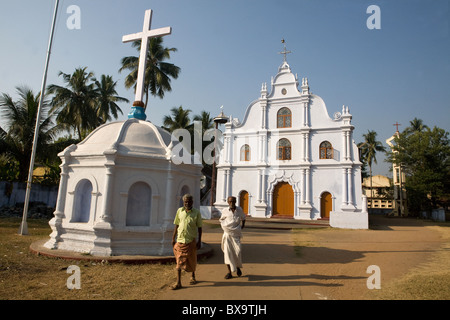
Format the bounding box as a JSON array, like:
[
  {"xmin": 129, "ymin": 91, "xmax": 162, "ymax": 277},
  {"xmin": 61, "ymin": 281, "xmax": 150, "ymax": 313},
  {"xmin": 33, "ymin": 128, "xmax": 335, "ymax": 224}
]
[{"xmin": 173, "ymin": 241, "xmax": 197, "ymax": 272}]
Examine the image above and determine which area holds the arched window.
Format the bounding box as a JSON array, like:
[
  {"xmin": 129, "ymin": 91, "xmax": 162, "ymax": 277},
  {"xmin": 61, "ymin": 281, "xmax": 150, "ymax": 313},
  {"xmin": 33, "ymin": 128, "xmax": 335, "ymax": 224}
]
[
  {"xmin": 277, "ymin": 138, "xmax": 291, "ymax": 160},
  {"xmin": 320, "ymin": 141, "xmax": 333, "ymax": 159},
  {"xmin": 72, "ymin": 179, "xmax": 92, "ymax": 223},
  {"xmin": 126, "ymin": 182, "xmax": 152, "ymax": 226},
  {"xmin": 277, "ymin": 108, "xmax": 292, "ymax": 128},
  {"xmin": 240, "ymin": 144, "xmax": 250, "ymax": 161}
]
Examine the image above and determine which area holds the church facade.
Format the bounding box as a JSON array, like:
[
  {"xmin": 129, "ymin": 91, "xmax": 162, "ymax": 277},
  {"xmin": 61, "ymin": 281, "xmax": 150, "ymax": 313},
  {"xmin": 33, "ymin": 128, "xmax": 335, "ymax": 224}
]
[{"xmin": 214, "ymin": 59, "xmax": 368, "ymax": 229}]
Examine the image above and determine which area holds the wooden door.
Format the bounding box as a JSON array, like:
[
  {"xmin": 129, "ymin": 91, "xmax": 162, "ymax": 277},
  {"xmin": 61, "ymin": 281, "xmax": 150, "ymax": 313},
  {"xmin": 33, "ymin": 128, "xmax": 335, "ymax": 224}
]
[
  {"xmin": 273, "ymin": 182, "xmax": 294, "ymax": 217},
  {"xmin": 321, "ymin": 192, "xmax": 332, "ymax": 219},
  {"xmin": 240, "ymin": 191, "xmax": 249, "ymax": 215}
]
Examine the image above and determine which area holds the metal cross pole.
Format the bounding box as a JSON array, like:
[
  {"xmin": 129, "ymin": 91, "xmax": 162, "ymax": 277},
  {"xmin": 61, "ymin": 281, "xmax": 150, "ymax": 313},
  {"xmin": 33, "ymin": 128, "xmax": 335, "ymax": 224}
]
[{"xmin": 19, "ymin": 0, "xmax": 60, "ymax": 235}]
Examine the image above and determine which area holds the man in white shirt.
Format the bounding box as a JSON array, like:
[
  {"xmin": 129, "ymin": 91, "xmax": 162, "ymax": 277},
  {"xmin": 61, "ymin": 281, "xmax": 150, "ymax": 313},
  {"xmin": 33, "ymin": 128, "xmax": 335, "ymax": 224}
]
[{"xmin": 219, "ymin": 196, "xmax": 246, "ymax": 279}]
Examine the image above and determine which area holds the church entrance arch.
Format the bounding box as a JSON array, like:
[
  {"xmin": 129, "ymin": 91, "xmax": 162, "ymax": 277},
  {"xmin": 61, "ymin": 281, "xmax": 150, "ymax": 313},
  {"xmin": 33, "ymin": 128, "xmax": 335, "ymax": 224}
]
[
  {"xmin": 239, "ymin": 190, "xmax": 249, "ymax": 215},
  {"xmin": 320, "ymin": 192, "xmax": 332, "ymax": 219},
  {"xmin": 273, "ymin": 182, "xmax": 294, "ymax": 217}
]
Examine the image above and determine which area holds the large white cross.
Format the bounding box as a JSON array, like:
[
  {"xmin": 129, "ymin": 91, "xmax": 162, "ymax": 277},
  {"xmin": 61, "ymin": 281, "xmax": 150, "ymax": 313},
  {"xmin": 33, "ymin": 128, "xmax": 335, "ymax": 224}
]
[{"xmin": 122, "ymin": 9, "xmax": 172, "ymax": 107}]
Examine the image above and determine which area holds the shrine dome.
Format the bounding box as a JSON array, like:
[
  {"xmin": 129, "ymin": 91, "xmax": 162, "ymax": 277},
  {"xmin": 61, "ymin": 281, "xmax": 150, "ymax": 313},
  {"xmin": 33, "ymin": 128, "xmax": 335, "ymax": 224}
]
[{"xmin": 70, "ymin": 118, "xmax": 172, "ymax": 158}]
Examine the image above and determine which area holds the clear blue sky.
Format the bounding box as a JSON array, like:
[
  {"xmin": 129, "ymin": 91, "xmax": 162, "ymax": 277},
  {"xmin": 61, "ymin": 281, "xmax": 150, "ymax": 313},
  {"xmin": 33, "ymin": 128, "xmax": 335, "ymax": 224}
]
[{"xmin": 1, "ymin": 0, "xmax": 449, "ymax": 176}]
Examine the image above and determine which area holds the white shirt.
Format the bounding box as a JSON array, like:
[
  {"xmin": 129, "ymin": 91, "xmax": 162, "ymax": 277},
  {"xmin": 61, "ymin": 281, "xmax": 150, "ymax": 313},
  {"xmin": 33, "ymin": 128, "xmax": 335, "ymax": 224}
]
[{"xmin": 219, "ymin": 206, "xmax": 246, "ymax": 238}]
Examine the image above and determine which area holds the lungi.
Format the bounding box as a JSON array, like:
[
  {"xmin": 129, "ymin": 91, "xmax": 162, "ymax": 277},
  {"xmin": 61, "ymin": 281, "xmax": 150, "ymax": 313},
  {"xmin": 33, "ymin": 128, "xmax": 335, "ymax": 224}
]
[
  {"xmin": 173, "ymin": 241, "xmax": 197, "ymax": 272},
  {"xmin": 221, "ymin": 232, "xmax": 242, "ymax": 272}
]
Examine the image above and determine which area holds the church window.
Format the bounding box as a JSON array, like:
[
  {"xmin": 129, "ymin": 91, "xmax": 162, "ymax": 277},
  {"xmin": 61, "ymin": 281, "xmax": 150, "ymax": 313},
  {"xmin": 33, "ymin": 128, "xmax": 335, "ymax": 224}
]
[
  {"xmin": 277, "ymin": 138, "xmax": 291, "ymax": 160},
  {"xmin": 277, "ymin": 108, "xmax": 292, "ymax": 128},
  {"xmin": 320, "ymin": 141, "xmax": 334, "ymax": 159},
  {"xmin": 240, "ymin": 144, "xmax": 251, "ymax": 161}
]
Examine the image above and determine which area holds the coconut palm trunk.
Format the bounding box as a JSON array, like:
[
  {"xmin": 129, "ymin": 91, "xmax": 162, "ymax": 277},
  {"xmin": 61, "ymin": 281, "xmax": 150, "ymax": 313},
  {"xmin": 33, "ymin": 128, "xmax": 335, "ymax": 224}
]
[{"xmin": 358, "ymin": 130, "xmax": 386, "ymax": 210}]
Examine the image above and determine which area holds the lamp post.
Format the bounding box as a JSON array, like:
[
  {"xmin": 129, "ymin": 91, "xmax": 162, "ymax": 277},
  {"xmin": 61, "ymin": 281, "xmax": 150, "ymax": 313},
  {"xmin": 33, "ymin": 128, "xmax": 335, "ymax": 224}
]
[
  {"xmin": 19, "ymin": 0, "xmax": 59, "ymax": 235},
  {"xmin": 210, "ymin": 108, "xmax": 228, "ymax": 214}
]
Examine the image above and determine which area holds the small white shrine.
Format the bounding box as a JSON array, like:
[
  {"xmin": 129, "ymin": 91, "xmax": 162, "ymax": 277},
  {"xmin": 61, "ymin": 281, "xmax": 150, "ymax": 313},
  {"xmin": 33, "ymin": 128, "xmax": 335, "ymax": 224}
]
[
  {"xmin": 214, "ymin": 45, "xmax": 368, "ymax": 229},
  {"xmin": 44, "ymin": 10, "xmax": 202, "ymax": 256}
]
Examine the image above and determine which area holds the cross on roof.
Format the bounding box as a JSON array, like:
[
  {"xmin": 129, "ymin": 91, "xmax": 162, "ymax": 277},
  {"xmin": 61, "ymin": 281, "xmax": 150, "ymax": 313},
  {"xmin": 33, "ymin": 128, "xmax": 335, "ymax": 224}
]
[
  {"xmin": 393, "ymin": 122, "xmax": 401, "ymax": 132},
  {"xmin": 278, "ymin": 39, "xmax": 292, "ymax": 62},
  {"xmin": 122, "ymin": 9, "xmax": 171, "ymax": 112}
]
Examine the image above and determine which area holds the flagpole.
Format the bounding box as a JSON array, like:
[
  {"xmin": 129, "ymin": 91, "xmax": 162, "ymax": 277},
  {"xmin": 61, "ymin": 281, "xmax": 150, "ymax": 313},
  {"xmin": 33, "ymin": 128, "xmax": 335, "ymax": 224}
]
[{"xmin": 19, "ymin": 0, "xmax": 60, "ymax": 235}]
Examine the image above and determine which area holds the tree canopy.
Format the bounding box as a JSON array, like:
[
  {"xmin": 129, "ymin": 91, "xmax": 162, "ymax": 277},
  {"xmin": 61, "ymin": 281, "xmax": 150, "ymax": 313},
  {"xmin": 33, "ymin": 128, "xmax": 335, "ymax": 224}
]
[
  {"xmin": 0, "ymin": 86, "xmax": 58, "ymax": 181},
  {"xmin": 386, "ymin": 119, "xmax": 450, "ymax": 214},
  {"xmin": 119, "ymin": 37, "xmax": 180, "ymax": 109}
]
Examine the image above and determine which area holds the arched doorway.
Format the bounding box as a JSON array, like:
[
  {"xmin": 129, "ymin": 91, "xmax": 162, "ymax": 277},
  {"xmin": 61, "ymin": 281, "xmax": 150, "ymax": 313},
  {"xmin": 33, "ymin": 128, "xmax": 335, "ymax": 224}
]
[
  {"xmin": 239, "ymin": 190, "xmax": 249, "ymax": 215},
  {"xmin": 320, "ymin": 192, "xmax": 332, "ymax": 219},
  {"xmin": 273, "ymin": 182, "xmax": 294, "ymax": 217}
]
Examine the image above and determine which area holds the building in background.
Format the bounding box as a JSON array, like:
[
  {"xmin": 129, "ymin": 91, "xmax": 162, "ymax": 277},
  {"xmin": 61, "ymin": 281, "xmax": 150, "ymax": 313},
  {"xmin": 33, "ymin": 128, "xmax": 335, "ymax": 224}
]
[
  {"xmin": 362, "ymin": 175, "xmax": 393, "ymax": 215},
  {"xmin": 386, "ymin": 131, "xmax": 408, "ymax": 216}
]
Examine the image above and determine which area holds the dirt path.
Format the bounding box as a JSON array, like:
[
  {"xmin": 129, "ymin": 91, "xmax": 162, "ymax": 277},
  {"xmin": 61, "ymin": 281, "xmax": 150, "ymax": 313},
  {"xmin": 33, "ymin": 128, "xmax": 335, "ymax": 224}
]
[{"xmin": 158, "ymin": 216, "xmax": 444, "ymax": 300}]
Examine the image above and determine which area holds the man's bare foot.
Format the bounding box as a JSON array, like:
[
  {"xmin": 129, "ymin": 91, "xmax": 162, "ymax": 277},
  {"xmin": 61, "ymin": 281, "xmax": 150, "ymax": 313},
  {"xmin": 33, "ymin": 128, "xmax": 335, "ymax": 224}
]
[{"xmin": 170, "ymin": 283, "xmax": 182, "ymax": 290}]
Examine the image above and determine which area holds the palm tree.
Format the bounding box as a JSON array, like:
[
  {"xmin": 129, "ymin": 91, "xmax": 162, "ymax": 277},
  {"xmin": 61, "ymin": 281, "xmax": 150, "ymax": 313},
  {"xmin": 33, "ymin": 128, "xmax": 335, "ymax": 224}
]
[
  {"xmin": 48, "ymin": 67, "xmax": 98, "ymax": 140},
  {"xmin": 193, "ymin": 110, "xmax": 215, "ymax": 162},
  {"xmin": 405, "ymin": 118, "xmax": 429, "ymax": 135},
  {"xmin": 0, "ymin": 86, "xmax": 58, "ymax": 181},
  {"xmin": 162, "ymin": 106, "xmax": 192, "ymax": 133},
  {"xmin": 94, "ymin": 74, "xmax": 128, "ymax": 124},
  {"xmin": 358, "ymin": 130, "xmax": 386, "ymax": 208},
  {"xmin": 192, "ymin": 111, "xmax": 216, "ymax": 197},
  {"xmin": 193, "ymin": 111, "xmax": 214, "ymax": 133},
  {"xmin": 119, "ymin": 37, "xmax": 180, "ymax": 109}
]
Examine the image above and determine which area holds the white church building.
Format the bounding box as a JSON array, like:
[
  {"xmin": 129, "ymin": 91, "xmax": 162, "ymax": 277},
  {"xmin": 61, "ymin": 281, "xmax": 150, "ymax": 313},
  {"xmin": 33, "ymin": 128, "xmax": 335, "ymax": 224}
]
[{"xmin": 214, "ymin": 57, "xmax": 368, "ymax": 229}]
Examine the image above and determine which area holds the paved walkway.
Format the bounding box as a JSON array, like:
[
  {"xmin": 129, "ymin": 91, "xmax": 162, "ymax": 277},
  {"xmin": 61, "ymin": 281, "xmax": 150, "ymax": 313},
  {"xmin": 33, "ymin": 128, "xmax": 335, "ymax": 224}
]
[
  {"xmin": 158, "ymin": 216, "xmax": 444, "ymax": 300},
  {"xmin": 30, "ymin": 216, "xmax": 445, "ymax": 300},
  {"xmin": 159, "ymin": 223, "xmax": 305, "ymax": 300},
  {"xmin": 30, "ymin": 217, "xmax": 327, "ymax": 264}
]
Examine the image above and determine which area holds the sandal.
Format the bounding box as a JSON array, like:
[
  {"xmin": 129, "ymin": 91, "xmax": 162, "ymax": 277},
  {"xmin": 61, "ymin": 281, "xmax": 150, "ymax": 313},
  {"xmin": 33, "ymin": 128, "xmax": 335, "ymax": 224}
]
[
  {"xmin": 190, "ymin": 278, "xmax": 197, "ymax": 285},
  {"xmin": 224, "ymin": 273, "xmax": 232, "ymax": 279},
  {"xmin": 170, "ymin": 283, "xmax": 182, "ymax": 290}
]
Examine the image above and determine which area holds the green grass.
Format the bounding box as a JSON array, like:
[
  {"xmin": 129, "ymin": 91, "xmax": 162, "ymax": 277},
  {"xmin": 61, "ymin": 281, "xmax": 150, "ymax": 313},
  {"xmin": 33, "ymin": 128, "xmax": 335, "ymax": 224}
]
[{"xmin": 0, "ymin": 217, "xmax": 175, "ymax": 300}]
